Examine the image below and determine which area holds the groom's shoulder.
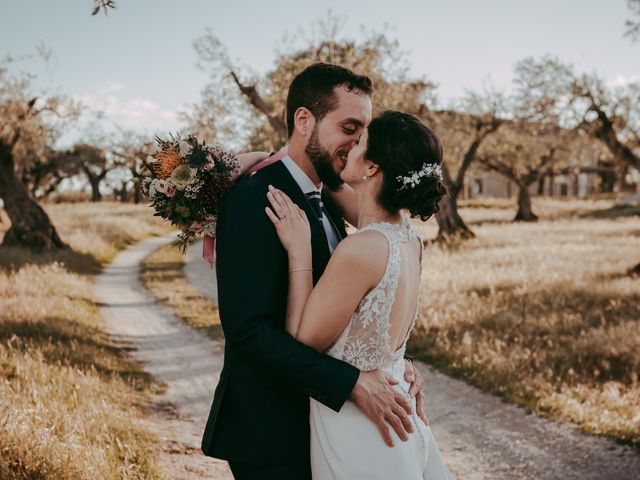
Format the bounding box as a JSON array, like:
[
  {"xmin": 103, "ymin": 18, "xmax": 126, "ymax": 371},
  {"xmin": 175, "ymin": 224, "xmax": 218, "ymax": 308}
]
[
  {"xmin": 223, "ymin": 163, "xmax": 279, "ymax": 209},
  {"xmin": 232, "ymin": 162, "xmax": 281, "ymax": 194}
]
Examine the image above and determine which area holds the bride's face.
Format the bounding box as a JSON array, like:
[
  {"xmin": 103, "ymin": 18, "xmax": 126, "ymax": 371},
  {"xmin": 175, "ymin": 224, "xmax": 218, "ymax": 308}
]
[{"xmin": 340, "ymin": 129, "xmax": 369, "ymax": 186}]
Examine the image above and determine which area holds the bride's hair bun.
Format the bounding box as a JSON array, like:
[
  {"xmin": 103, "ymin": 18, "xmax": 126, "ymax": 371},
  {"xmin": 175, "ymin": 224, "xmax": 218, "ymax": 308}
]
[{"xmin": 365, "ymin": 111, "xmax": 447, "ymax": 221}]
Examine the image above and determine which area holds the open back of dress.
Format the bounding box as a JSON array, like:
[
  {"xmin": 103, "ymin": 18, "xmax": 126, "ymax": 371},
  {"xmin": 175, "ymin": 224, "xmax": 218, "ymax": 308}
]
[
  {"xmin": 325, "ymin": 216, "xmax": 423, "ymax": 371},
  {"xmin": 310, "ymin": 216, "xmax": 453, "ymax": 480}
]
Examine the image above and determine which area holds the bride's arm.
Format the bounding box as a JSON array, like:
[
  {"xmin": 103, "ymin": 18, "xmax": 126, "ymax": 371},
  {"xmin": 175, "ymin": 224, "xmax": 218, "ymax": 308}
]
[
  {"xmin": 294, "ymin": 235, "xmax": 382, "ymax": 351},
  {"xmin": 235, "ymin": 146, "xmax": 289, "ymax": 180},
  {"xmin": 265, "ymin": 186, "xmax": 313, "ymax": 336},
  {"xmin": 234, "ymin": 151, "xmax": 270, "ymax": 178},
  {"xmin": 327, "ymin": 184, "xmax": 359, "ymax": 227},
  {"xmin": 266, "ymin": 187, "xmax": 380, "ymax": 348}
]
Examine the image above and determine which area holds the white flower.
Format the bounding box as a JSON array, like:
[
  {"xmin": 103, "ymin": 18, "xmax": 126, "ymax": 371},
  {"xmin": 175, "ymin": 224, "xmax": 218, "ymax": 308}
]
[
  {"xmin": 203, "ymin": 216, "xmax": 217, "ymax": 236},
  {"xmin": 396, "ymin": 163, "xmax": 443, "ymax": 190},
  {"xmin": 170, "ymin": 164, "xmax": 197, "ymax": 190},
  {"xmin": 179, "ymin": 140, "xmax": 193, "ymax": 157},
  {"xmin": 155, "ymin": 179, "xmax": 168, "ymax": 193}
]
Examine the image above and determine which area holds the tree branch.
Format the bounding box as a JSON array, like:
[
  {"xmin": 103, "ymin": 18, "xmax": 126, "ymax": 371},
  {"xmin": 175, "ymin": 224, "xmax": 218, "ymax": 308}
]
[{"xmin": 230, "ymin": 71, "xmax": 288, "ymax": 140}]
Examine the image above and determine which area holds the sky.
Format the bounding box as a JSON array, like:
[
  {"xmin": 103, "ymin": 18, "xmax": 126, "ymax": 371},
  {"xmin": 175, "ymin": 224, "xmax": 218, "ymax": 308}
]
[{"xmin": 1, "ymin": 0, "xmax": 638, "ymax": 147}]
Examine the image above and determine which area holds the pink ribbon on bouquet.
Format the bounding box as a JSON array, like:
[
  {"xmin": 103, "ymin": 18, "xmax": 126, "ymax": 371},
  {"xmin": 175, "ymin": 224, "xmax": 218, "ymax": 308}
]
[
  {"xmin": 202, "ymin": 234, "xmax": 216, "ymax": 268},
  {"xmin": 201, "ymin": 147, "xmax": 289, "ymax": 268}
]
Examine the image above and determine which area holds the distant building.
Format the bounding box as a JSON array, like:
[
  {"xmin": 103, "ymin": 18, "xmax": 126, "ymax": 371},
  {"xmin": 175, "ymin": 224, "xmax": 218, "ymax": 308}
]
[
  {"xmin": 461, "ymin": 168, "xmax": 633, "ymax": 200},
  {"xmin": 461, "ymin": 142, "xmax": 638, "ymax": 199}
]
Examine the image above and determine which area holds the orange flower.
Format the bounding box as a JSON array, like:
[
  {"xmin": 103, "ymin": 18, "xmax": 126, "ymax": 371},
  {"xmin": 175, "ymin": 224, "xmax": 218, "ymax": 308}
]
[{"xmin": 151, "ymin": 147, "xmax": 183, "ymax": 179}]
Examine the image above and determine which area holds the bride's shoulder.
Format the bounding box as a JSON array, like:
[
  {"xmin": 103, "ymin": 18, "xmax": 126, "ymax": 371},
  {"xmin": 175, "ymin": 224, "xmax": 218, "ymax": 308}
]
[
  {"xmin": 330, "ymin": 231, "xmax": 389, "ymax": 277},
  {"xmin": 338, "ymin": 229, "xmax": 389, "ymax": 252}
]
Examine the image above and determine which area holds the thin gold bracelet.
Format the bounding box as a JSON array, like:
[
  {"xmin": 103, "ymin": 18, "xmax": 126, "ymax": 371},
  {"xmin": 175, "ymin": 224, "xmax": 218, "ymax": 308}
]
[{"xmin": 289, "ymin": 267, "xmax": 313, "ymax": 273}]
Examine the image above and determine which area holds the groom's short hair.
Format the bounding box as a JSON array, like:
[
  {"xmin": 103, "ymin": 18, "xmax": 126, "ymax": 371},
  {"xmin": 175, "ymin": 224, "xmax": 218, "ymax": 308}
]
[{"xmin": 286, "ymin": 63, "xmax": 374, "ymax": 138}]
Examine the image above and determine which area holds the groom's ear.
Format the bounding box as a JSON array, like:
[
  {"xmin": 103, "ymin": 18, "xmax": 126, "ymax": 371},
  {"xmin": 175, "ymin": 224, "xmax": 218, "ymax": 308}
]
[{"xmin": 293, "ymin": 107, "xmax": 315, "ymax": 137}]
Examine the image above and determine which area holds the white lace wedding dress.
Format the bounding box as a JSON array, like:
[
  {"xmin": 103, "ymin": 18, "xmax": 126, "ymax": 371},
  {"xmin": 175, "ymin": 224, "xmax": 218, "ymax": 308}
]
[{"xmin": 310, "ymin": 218, "xmax": 452, "ymax": 480}]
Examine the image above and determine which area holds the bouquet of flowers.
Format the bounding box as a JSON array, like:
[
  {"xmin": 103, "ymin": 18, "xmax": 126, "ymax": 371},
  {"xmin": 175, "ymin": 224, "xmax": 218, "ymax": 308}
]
[{"xmin": 140, "ymin": 134, "xmax": 240, "ymax": 254}]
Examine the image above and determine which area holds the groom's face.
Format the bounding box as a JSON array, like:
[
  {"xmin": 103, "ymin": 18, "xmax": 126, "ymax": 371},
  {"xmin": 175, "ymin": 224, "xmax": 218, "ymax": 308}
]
[{"xmin": 305, "ymin": 86, "xmax": 372, "ymax": 190}]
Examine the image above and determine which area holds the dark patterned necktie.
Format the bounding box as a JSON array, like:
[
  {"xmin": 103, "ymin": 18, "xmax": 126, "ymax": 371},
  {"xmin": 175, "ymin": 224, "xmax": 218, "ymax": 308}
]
[{"xmin": 305, "ymin": 191, "xmax": 324, "ymax": 223}]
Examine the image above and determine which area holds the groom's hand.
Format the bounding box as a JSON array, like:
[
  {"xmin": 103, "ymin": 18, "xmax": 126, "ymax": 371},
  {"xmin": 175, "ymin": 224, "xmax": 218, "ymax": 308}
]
[{"xmin": 350, "ymin": 370, "xmax": 414, "ymax": 447}]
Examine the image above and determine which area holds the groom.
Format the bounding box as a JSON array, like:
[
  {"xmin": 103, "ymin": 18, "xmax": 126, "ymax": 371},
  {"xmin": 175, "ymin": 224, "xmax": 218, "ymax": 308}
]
[{"xmin": 202, "ymin": 63, "xmax": 426, "ymax": 479}]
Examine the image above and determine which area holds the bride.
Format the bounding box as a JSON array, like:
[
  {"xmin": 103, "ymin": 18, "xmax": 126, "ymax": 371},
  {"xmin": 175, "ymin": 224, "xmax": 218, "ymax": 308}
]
[{"xmin": 264, "ymin": 110, "xmax": 452, "ymax": 479}]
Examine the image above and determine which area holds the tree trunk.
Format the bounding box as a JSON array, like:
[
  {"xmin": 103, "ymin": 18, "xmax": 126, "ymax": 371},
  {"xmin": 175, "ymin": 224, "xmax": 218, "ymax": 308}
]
[
  {"xmin": 599, "ymin": 167, "xmax": 616, "ymax": 193},
  {"xmin": 88, "ymin": 176, "xmax": 102, "ymax": 202},
  {"xmin": 436, "ymin": 163, "xmax": 475, "ymax": 241},
  {"xmin": 514, "ymin": 184, "xmax": 538, "ymax": 222},
  {"xmin": 80, "ymin": 165, "xmax": 106, "ymax": 202},
  {"xmin": 133, "ymin": 182, "xmax": 143, "ymax": 204},
  {"xmin": 0, "ymin": 143, "xmax": 66, "ymax": 251},
  {"xmin": 617, "ymin": 164, "xmax": 632, "ymax": 192},
  {"xmin": 629, "ymin": 262, "xmax": 640, "ymax": 278},
  {"xmin": 436, "ymin": 193, "xmax": 475, "ymax": 240},
  {"xmin": 129, "ymin": 168, "xmax": 144, "ymax": 204},
  {"xmin": 537, "ymin": 175, "xmax": 545, "ymax": 195},
  {"xmin": 589, "ymin": 106, "xmax": 640, "ymax": 170}
]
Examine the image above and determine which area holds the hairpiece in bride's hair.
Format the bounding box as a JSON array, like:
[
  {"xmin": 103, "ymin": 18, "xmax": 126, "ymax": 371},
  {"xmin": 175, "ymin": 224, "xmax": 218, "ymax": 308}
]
[{"xmin": 396, "ymin": 163, "xmax": 443, "ymax": 190}]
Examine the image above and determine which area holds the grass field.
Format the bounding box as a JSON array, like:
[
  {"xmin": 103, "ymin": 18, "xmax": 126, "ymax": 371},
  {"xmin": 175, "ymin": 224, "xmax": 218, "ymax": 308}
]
[
  {"xmin": 2, "ymin": 196, "xmax": 636, "ymax": 479},
  {"xmin": 0, "ymin": 202, "xmax": 170, "ymax": 479},
  {"xmin": 409, "ymin": 196, "xmax": 640, "ymax": 446}
]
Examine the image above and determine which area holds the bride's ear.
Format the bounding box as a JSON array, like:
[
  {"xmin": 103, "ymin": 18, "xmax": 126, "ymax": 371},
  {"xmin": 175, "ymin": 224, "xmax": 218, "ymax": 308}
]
[
  {"xmin": 365, "ymin": 161, "xmax": 380, "ymax": 178},
  {"xmin": 293, "ymin": 107, "xmax": 315, "ymax": 137}
]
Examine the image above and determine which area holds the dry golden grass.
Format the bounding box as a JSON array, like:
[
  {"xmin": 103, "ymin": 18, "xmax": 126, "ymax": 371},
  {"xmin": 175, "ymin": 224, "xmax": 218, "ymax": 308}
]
[
  {"xmin": 0, "ymin": 202, "xmax": 170, "ymax": 273},
  {"xmin": 0, "ymin": 202, "xmax": 170, "ymax": 479},
  {"xmin": 140, "ymin": 245, "xmax": 221, "ymax": 337},
  {"xmin": 1, "ymin": 345, "xmax": 160, "ymax": 480},
  {"xmin": 410, "ymin": 196, "xmax": 640, "ymax": 446}
]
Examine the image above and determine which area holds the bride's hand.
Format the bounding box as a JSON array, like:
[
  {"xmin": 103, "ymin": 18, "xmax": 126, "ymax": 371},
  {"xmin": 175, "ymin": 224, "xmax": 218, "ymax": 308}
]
[{"xmin": 265, "ymin": 186, "xmax": 311, "ymax": 259}]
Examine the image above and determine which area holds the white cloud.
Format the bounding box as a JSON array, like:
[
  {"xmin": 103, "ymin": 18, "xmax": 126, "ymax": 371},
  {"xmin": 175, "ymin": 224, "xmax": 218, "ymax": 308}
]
[
  {"xmin": 67, "ymin": 84, "xmax": 180, "ymax": 144},
  {"xmin": 95, "ymin": 82, "xmax": 126, "ymax": 95}
]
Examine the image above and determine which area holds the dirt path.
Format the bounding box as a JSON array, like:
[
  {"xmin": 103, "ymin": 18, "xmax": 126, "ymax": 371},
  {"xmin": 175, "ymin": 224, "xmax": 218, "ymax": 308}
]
[
  {"xmin": 97, "ymin": 236, "xmax": 640, "ymax": 479},
  {"xmin": 414, "ymin": 365, "xmax": 639, "ymax": 479},
  {"xmin": 95, "ymin": 234, "xmax": 232, "ymax": 479}
]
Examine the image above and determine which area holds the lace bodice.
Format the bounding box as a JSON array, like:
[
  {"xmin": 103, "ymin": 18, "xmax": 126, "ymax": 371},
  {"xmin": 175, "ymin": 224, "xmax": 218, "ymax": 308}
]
[{"xmin": 325, "ymin": 216, "xmax": 423, "ymax": 371}]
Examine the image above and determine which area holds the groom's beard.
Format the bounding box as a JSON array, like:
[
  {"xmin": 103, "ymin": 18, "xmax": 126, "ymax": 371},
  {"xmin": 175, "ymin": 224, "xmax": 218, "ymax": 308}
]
[{"xmin": 305, "ymin": 126, "xmax": 344, "ymax": 192}]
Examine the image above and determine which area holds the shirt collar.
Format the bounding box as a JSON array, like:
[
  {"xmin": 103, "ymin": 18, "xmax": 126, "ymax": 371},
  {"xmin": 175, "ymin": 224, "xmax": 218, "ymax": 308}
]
[{"xmin": 281, "ymin": 155, "xmax": 322, "ymax": 195}]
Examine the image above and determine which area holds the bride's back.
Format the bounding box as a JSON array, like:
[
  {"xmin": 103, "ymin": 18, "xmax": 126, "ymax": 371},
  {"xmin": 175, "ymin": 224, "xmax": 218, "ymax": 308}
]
[
  {"xmin": 388, "ymin": 233, "xmax": 422, "ymax": 350},
  {"xmin": 325, "ymin": 218, "xmax": 423, "ymax": 371}
]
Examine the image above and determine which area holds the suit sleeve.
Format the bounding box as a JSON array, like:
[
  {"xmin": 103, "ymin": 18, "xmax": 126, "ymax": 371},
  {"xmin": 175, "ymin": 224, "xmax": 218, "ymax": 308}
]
[{"xmin": 215, "ymin": 181, "xmax": 359, "ymax": 412}]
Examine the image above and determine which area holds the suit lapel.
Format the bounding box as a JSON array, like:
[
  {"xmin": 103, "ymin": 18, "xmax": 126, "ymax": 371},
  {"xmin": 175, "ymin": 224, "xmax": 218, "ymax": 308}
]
[{"xmin": 262, "ymin": 162, "xmax": 332, "ymax": 283}]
